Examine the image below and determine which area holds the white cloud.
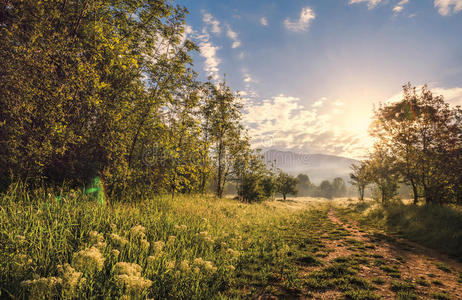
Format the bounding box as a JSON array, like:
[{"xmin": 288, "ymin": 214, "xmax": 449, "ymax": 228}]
[
  {"xmin": 260, "ymin": 17, "xmax": 268, "ymax": 26},
  {"xmin": 187, "ymin": 18, "xmax": 222, "ymax": 80},
  {"xmin": 202, "ymin": 12, "xmax": 221, "ymax": 34},
  {"xmin": 243, "ymin": 95, "xmax": 372, "ymax": 158},
  {"xmin": 434, "ymin": 0, "xmax": 462, "ymax": 16},
  {"xmin": 349, "ymin": 0, "xmax": 383, "ymax": 9},
  {"xmin": 312, "ymin": 97, "xmax": 327, "ymax": 108},
  {"xmin": 243, "ymin": 75, "xmax": 253, "ymax": 83},
  {"xmin": 393, "ymin": 0, "xmax": 409, "ymax": 13},
  {"xmin": 198, "ymin": 39, "xmax": 221, "ymax": 80},
  {"xmin": 226, "ymin": 26, "xmax": 241, "ymax": 49},
  {"xmin": 284, "ymin": 7, "xmax": 316, "ymax": 32}
]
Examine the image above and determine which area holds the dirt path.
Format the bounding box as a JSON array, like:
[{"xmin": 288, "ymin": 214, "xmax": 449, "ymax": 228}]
[{"xmin": 318, "ymin": 208, "xmax": 462, "ymax": 299}]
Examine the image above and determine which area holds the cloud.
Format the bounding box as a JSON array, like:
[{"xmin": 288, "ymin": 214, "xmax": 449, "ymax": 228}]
[
  {"xmin": 311, "ymin": 97, "xmax": 327, "ymax": 108},
  {"xmin": 284, "ymin": 7, "xmax": 316, "ymax": 32},
  {"xmin": 198, "ymin": 39, "xmax": 221, "ymax": 80},
  {"xmin": 202, "ymin": 12, "xmax": 221, "ymax": 34},
  {"xmin": 243, "ymin": 95, "xmax": 372, "ymax": 158},
  {"xmin": 393, "ymin": 0, "xmax": 409, "ymax": 13},
  {"xmin": 186, "ymin": 15, "xmax": 222, "ymax": 80},
  {"xmin": 260, "ymin": 17, "xmax": 268, "ymax": 26},
  {"xmin": 349, "ymin": 0, "xmax": 383, "ymax": 9},
  {"xmin": 434, "ymin": 0, "xmax": 462, "ymax": 16},
  {"xmin": 226, "ymin": 26, "xmax": 241, "ymax": 48}
]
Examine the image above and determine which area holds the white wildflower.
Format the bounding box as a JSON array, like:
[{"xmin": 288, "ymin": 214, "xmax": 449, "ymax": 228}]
[
  {"xmin": 167, "ymin": 235, "xmax": 176, "ymax": 247},
  {"xmin": 165, "ymin": 260, "xmax": 175, "ymax": 271},
  {"xmin": 140, "ymin": 238, "xmax": 150, "ymax": 250},
  {"xmin": 147, "ymin": 256, "xmax": 156, "ymax": 264},
  {"xmin": 57, "ymin": 263, "xmax": 86, "ymax": 298},
  {"xmin": 179, "ymin": 260, "xmax": 190, "ymax": 273},
  {"xmin": 111, "ymin": 249, "xmax": 120, "ymax": 259},
  {"xmin": 203, "ymin": 261, "xmax": 217, "ymax": 273},
  {"xmin": 72, "ymin": 246, "xmax": 105, "ymax": 274},
  {"xmin": 21, "ymin": 276, "xmax": 62, "ymax": 299},
  {"xmin": 177, "ymin": 224, "xmax": 188, "ymax": 231},
  {"xmin": 227, "ymin": 248, "xmax": 240, "ymax": 259},
  {"xmin": 113, "ymin": 262, "xmax": 151, "ymax": 295},
  {"xmin": 153, "ymin": 241, "xmax": 164, "ymax": 254},
  {"xmin": 89, "ymin": 231, "xmax": 106, "ymax": 250},
  {"xmin": 193, "ymin": 257, "xmax": 204, "ymax": 266},
  {"xmin": 129, "ymin": 225, "xmax": 146, "ymax": 239},
  {"xmin": 109, "ymin": 233, "xmax": 128, "ymax": 248},
  {"xmin": 114, "ymin": 262, "xmax": 142, "ymax": 277}
]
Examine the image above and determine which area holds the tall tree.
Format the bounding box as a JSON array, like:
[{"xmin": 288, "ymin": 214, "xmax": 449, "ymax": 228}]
[
  {"xmin": 202, "ymin": 80, "xmax": 244, "ymax": 198},
  {"xmin": 349, "ymin": 163, "xmax": 369, "ymax": 201},
  {"xmin": 371, "ymin": 84, "xmax": 462, "ymax": 205},
  {"xmin": 0, "ymin": 0, "xmax": 197, "ymax": 193}
]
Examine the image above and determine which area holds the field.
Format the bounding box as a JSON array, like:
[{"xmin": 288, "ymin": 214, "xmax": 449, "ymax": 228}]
[{"xmin": 1, "ymin": 192, "xmax": 461, "ymax": 299}]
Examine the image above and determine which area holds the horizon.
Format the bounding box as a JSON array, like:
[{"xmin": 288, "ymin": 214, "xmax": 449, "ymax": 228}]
[{"xmin": 178, "ymin": 0, "xmax": 462, "ymax": 159}]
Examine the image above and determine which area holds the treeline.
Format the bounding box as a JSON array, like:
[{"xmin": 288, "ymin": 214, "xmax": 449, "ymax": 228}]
[
  {"xmin": 350, "ymin": 84, "xmax": 462, "ymax": 205},
  {"xmin": 0, "ymin": 0, "xmax": 286, "ymax": 202},
  {"xmin": 296, "ymin": 174, "xmax": 348, "ymax": 199}
]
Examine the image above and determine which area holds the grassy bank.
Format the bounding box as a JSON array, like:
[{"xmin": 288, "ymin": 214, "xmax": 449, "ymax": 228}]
[
  {"xmin": 0, "ymin": 188, "xmax": 332, "ymax": 299},
  {"xmin": 338, "ymin": 200, "xmax": 462, "ymax": 260}
]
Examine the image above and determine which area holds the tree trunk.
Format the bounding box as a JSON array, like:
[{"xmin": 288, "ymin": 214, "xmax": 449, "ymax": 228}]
[
  {"xmin": 410, "ymin": 179, "xmax": 418, "ymax": 205},
  {"xmin": 216, "ymin": 139, "xmax": 223, "ymax": 198},
  {"xmin": 283, "ymin": 193, "xmax": 286, "ymax": 201},
  {"xmin": 359, "ymin": 184, "xmax": 365, "ymax": 201}
]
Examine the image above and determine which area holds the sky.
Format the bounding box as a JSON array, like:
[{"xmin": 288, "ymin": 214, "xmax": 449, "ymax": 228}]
[{"xmin": 177, "ymin": 0, "xmax": 462, "ymax": 159}]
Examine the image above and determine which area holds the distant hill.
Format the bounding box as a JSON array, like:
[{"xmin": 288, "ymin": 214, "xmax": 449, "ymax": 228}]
[{"xmin": 262, "ymin": 150, "xmax": 358, "ymax": 184}]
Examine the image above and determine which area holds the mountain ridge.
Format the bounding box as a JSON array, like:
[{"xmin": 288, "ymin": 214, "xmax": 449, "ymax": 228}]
[{"xmin": 262, "ymin": 149, "xmax": 359, "ymax": 184}]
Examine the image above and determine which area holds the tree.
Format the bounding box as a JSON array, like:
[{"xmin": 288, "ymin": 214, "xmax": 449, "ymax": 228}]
[
  {"xmin": 0, "ymin": 0, "xmax": 197, "ymax": 194},
  {"xmin": 366, "ymin": 145, "xmax": 399, "ymax": 205},
  {"xmin": 332, "ymin": 177, "xmax": 347, "ymax": 198},
  {"xmin": 296, "ymin": 174, "xmax": 313, "ymax": 196},
  {"xmin": 276, "ymin": 172, "xmax": 298, "ymax": 200},
  {"xmin": 371, "ymin": 83, "xmax": 462, "ymax": 205},
  {"xmin": 202, "ymin": 80, "xmax": 244, "ymax": 198},
  {"xmin": 349, "ymin": 163, "xmax": 369, "ymax": 201},
  {"xmin": 318, "ymin": 180, "xmax": 334, "ymax": 199}
]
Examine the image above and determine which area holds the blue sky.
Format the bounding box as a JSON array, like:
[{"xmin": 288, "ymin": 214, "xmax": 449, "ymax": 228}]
[{"xmin": 177, "ymin": 0, "xmax": 462, "ymax": 158}]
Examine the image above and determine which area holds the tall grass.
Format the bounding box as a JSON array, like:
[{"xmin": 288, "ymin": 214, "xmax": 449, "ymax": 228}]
[
  {"xmin": 0, "ymin": 185, "xmax": 323, "ymax": 299},
  {"xmin": 344, "ymin": 201, "xmax": 462, "ymax": 260}
]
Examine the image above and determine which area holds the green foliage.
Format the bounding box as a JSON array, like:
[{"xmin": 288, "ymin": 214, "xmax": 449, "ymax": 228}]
[
  {"xmin": 350, "ymin": 164, "xmax": 370, "ymax": 201},
  {"xmin": 0, "ymin": 0, "xmax": 198, "ymax": 192},
  {"xmin": 370, "ymin": 83, "xmax": 462, "ymax": 205},
  {"xmin": 296, "ymin": 174, "xmax": 314, "ymax": 196},
  {"xmin": 0, "ymin": 1, "xmax": 272, "ymax": 199},
  {"xmin": 276, "ymin": 172, "xmax": 298, "ymax": 200}
]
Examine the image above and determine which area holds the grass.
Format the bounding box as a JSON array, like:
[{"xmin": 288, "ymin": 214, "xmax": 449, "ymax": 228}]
[
  {"xmin": 0, "ymin": 187, "xmax": 338, "ymax": 299},
  {"xmin": 340, "ymin": 201, "xmax": 462, "ymax": 260},
  {"xmin": 2, "ymin": 191, "xmax": 461, "ymax": 299}
]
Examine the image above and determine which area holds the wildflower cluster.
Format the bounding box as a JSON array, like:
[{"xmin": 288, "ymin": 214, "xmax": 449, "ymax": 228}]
[
  {"xmin": 174, "ymin": 224, "xmax": 188, "ymax": 231},
  {"xmin": 113, "ymin": 262, "xmax": 152, "ymax": 295},
  {"xmin": 109, "ymin": 233, "xmax": 128, "ymax": 249},
  {"xmin": 72, "ymin": 246, "xmax": 105, "ymax": 275},
  {"xmin": 21, "ymin": 276, "xmax": 62, "ymax": 299},
  {"xmin": 89, "ymin": 230, "xmax": 107, "ymax": 250},
  {"xmin": 129, "ymin": 225, "xmax": 150, "ymax": 250},
  {"xmin": 57, "ymin": 263, "xmax": 86, "ymax": 298}
]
